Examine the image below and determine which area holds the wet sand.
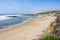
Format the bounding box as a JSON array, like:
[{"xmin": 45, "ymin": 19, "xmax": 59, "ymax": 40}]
[{"xmin": 0, "ymin": 16, "xmax": 56, "ymax": 40}]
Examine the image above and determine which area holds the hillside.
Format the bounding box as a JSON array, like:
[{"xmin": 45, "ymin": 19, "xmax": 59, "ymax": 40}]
[{"xmin": 37, "ymin": 10, "xmax": 60, "ymax": 14}]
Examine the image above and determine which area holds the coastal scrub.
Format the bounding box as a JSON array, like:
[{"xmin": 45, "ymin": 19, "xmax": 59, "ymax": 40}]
[{"xmin": 41, "ymin": 34, "xmax": 58, "ymax": 40}]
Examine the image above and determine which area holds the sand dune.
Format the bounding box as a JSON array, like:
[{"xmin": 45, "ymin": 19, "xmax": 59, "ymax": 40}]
[{"xmin": 0, "ymin": 16, "xmax": 56, "ymax": 40}]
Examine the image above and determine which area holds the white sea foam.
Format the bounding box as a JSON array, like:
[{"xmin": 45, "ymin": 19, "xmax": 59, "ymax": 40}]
[
  {"xmin": 0, "ymin": 15, "xmax": 22, "ymax": 20},
  {"xmin": 4, "ymin": 15, "xmax": 22, "ymax": 17},
  {"xmin": 0, "ymin": 16, "xmax": 11, "ymax": 20}
]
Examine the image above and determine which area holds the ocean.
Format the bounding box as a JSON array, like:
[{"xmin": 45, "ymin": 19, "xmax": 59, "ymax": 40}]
[{"xmin": 0, "ymin": 14, "xmax": 39, "ymax": 29}]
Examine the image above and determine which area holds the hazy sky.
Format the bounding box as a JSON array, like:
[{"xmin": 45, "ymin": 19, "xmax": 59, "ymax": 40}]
[{"xmin": 0, "ymin": 0, "xmax": 60, "ymax": 14}]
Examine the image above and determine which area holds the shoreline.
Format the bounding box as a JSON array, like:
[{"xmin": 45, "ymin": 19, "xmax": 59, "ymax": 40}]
[
  {"xmin": 0, "ymin": 16, "xmax": 56, "ymax": 40},
  {"xmin": 0, "ymin": 17, "xmax": 34, "ymax": 31},
  {"xmin": 0, "ymin": 16, "xmax": 42, "ymax": 31}
]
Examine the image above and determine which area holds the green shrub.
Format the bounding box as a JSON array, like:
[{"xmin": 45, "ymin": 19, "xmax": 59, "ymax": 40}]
[
  {"xmin": 58, "ymin": 36, "xmax": 60, "ymax": 40},
  {"xmin": 42, "ymin": 34, "xmax": 58, "ymax": 40}
]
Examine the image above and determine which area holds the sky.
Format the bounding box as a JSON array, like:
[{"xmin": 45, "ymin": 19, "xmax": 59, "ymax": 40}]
[{"xmin": 0, "ymin": 0, "xmax": 60, "ymax": 14}]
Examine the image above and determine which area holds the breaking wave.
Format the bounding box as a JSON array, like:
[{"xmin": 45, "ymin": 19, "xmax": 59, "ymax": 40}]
[{"xmin": 0, "ymin": 16, "xmax": 11, "ymax": 20}]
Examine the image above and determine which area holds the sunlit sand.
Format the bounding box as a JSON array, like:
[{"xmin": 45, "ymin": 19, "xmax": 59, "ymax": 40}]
[{"xmin": 0, "ymin": 16, "xmax": 56, "ymax": 40}]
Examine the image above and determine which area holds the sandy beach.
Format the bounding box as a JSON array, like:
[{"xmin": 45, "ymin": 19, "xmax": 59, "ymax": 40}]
[{"xmin": 0, "ymin": 16, "xmax": 56, "ymax": 40}]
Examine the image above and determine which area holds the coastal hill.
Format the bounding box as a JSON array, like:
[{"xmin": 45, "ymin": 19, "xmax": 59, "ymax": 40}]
[
  {"xmin": 36, "ymin": 10, "xmax": 60, "ymax": 16},
  {"xmin": 37, "ymin": 10, "xmax": 60, "ymax": 14}
]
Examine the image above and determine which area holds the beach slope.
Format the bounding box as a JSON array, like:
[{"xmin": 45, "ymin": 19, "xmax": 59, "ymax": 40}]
[{"xmin": 0, "ymin": 16, "xmax": 56, "ymax": 40}]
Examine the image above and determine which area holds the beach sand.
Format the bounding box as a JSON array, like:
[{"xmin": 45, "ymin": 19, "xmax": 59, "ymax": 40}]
[{"xmin": 0, "ymin": 16, "xmax": 56, "ymax": 40}]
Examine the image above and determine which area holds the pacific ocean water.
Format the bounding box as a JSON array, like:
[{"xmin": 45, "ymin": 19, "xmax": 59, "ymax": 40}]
[{"xmin": 0, "ymin": 14, "xmax": 38, "ymax": 29}]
